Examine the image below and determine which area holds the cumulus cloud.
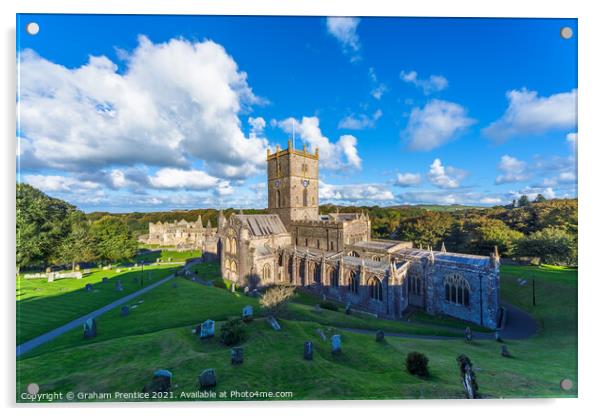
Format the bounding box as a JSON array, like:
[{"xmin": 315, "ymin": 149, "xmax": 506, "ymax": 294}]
[
  {"xmin": 338, "ymin": 110, "xmax": 382, "ymax": 130},
  {"xmin": 320, "ymin": 181, "xmax": 394, "ymax": 203},
  {"xmin": 326, "ymin": 17, "xmax": 361, "ymax": 62},
  {"xmin": 495, "ymin": 155, "xmax": 530, "ymax": 184},
  {"xmin": 483, "ymin": 88, "xmax": 577, "ymax": 141},
  {"xmin": 24, "ymin": 174, "xmax": 101, "ymax": 193},
  {"xmin": 427, "ymin": 159, "xmax": 467, "ymax": 189},
  {"xmin": 394, "ymin": 172, "xmax": 422, "ymax": 187},
  {"xmin": 18, "ymin": 36, "xmax": 269, "ymax": 180},
  {"xmin": 368, "ymin": 67, "xmax": 387, "ymax": 100},
  {"xmin": 403, "ymin": 100, "xmax": 476, "ymax": 151},
  {"xmin": 510, "ymin": 186, "xmax": 556, "ymax": 201},
  {"xmin": 400, "ymin": 70, "xmax": 448, "ymax": 94},
  {"xmin": 277, "ymin": 116, "xmax": 362, "ymax": 170},
  {"xmin": 248, "ymin": 116, "xmax": 266, "ymax": 138}
]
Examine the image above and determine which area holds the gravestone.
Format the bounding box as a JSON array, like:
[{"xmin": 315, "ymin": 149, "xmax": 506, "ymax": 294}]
[
  {"xmin": 494, "ymin": 330, "xmax": 502, "ymax": 342},
  {"xmin": 200, "ymin": 319, "xmax": 215, "ymax": 339},
  {"xmin": 375, "ymin": 330, "xmax": 385, "ymax": 342},
  {"xmin": 198, "ymin": 369, "xmax": 217, "ymax": 389},
  {"xmin": 304, "ymin": 341, "xmax": 313, "ymax": 360},
  {"xmin": 322, "ymin": 294, "xmax": 327, "ymax": 301},
  {"xmin": 501, "ymin": 344, "xmax": 511, "ymax": 357},
  {"xmin": 231, "ymin": 347, "xmax": 244, "ymax": 365},
  {"xmin": 47, "ymin": 274, "xmax": 54, "ymax": 283},
  {"xmin": 267, "ymin": 316, "xmax": 281, "ymax": 331},
  {"xmin": 314, "ymin": 304, "xmax": 321, "ymax": 312},
  {"xmin": 115, "ymin": 280, "xmax": 124, "ymax": 292},
  {"xmin": 251, "ymin": 289, "xmax": 259, "ymax": 297},
  {"xmin": 465, "ymin": 327, "xmax": 473, "ymax": 342},
  {"xmin": 331, "ymin": 334, "xmax": 342, "ymax": 354},
  {"xmin": 121, "ymin": 306, "xmax": 130, "ymax": 316},
  {"xmin": 345, "ymin": 302, "xmax": 352, "ymax": 315},
  {"xmin": 85, "ymin": 283, "xmax": 93, "ymax": 292},
  {"xmin": 242, "ymin": 305, "xmax": 253, "ymax": 321},
  {"xmin": 194, "ymin": 324, "xmax": 202, "ymax": 336},
  {"xmin": 45, "ymin": 267, "xmax": 52, "ymax": 273},
  {"xmin": 83, "ymin": 318, "xmax": 97, "ymax": 339},
  {"xmin": 143, "ymin": 369, "xmax": 172, "ymax": 393},
  {"xmin": 102, "ymin": 277, "xmax": 108, "ymax": 283},
  {"xmin": 457, "ymin": 354, "xmax": 478, "ymax": 399},
  {"xmin": 244, "ymin": 286, "xmax": 250, "ymax": 295},
  {"xmin": 230, "ymin": 282, "xmax": 236, "ymax": 293},
  {"xmin": 172, "ymin": 282, "xmax": 177, "ymax": 288}
]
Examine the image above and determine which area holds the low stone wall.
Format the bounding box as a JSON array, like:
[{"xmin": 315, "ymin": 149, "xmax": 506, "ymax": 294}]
[{"xmin": 23, "ymin": 271, "xmax": 83, "ymax": 282}]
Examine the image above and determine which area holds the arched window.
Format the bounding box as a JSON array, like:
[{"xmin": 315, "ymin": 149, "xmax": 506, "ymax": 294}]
[
  {"xmin": 230, "ymin": 238, "xmax": 237, "ymax": 254},
  {"xmin": 225, "ymin": 237, "xmax": 231, "ymax": 253},
  {"xmin": 262, "ymin": 264, "xmax": 271, "ymax": 281},
  {"xmin": 313, "ymin": 264, "xmax": 321, "ymax": 284},
  {"xmin": 303, "ymin": 188, "xmax": 308, "ymax": 207},
  {"xmin": 409, "ymin": 273, "xmax": 423, "ymax": 295},
  {"xmin": 347, "ymin": 251, "xmax": 360, "ymax": 258},
  {"xmin": 347, "ymin": 271, "xmax": 359, "ymax": 295},
  {"xmin": 330, "ymin": 268, "xmax": 339, "ymax": 287},
  {"xmin": 230, "ymin": 261, "xmax": 238, "ymax": 274},
  {"xmin": 275, "ymin": 190, "xmax": 281, "ymax": 208},
  {"xmin": 372, "ymin": 255, "xmax": 382, "ymax": 261},
  {"xmin": 317, "ymin": 240, "xmax": 320, "ymax": 249},
  {"xmin": 444, "ymin": 274, "xmax": 470, "ymax": 307},
  {"xmin": 330, "ymin": 241, "xmax": 335, "ymax": 251},
  {"xmin": 369, "ymin": 277, "xmax": 383, "ymax": 301}
]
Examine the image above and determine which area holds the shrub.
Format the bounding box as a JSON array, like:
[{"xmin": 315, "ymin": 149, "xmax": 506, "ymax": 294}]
[
  {"xmin": 405, "ymin": 351, "xmax": 429, "ymax": 377},
  {"xmin": 319, "ymin": 301, "xmax": 339, "ymax": 311},
  {"xmin": 220, "ymin": 318, "xmax": 248, "ymax": 346},
  {"xmin": 260, "ymin": 285, "xmax": 296, "ymax": 317}
]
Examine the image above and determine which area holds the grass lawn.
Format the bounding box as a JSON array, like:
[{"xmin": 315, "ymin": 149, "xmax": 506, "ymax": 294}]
[
  {"xmin": 134, "ymin": 249, "xmax": 201, "ymax": 264},
  {"xmin": 16, "ymin": 264, "xmax": 179, "ymax": 345},
  {"xmin": 16, "ymin": 264, "xmax": 577, "ymax": 400}
]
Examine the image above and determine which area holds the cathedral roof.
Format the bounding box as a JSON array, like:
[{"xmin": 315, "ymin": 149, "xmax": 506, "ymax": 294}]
[{"xmin": 235, "ymin": 214, "xmax": 288, "ymax": 237}]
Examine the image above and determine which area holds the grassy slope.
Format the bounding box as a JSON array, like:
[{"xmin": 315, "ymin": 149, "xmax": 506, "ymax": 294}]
[
  {"xmin": 16, "ymin": 265, "xmax": 179, "ymax": 345},
  {"xmin": 134, "ymin": 249, "xmax": 201, "ymax": 264},
  {"xmin": 16, "ymin": 265, "xmax": 577, "ymax": 400}
]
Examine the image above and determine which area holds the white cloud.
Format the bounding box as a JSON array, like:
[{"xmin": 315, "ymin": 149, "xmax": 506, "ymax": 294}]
[
  {"xmin": 367, "ymin": 67, "xmax": 387, "ymax": 100},
  {"xmin": 427, "ymin": 159, "xmax": 467, "ymax": 189},
  {"xmin": 403, "ymin": 100, "xmax": 476, "ymax": 151},
  {"xmin": 248, "ymin": 116, "xmax": 266, "ymax": 138},
  {"xmin": 338, "ymin": 110, "xmax": 382, "ymax": 130},
  {"xmin": 510, "ymin": 186, "xmax": 556, "ymax": 201},
  {"xmin": 320, "ymin": 181, "xmax": 394, "ymax": 203},
  {"xmin": 18, "ymin": 36, "xmax": 269, "ymax": 180},
  {"xmin": 326, "ymin": 17, "xmax": 361, "ymax": 61},
  {"xmin": 495, "ymin": 155, "xmax": 530, "ymax": 184},
  {"xmin": 480, "ymin": 197, "xmax": 503, "ymax": 205},
  {"xmin": 558, "ymin": 171, "xmax": 577, "ymax": 183},
  {"xmin": 24, "ymin": 175, "xmax": 101, "ymax": 193},
  {"xmin": 566, "ymin": 132, "xmax": 577, "ymax": 152},
  {"xmin": 394, "ymin": 172, "xmax": 422, "ymax": 187},
  {"xmin": 148, "ymin": 168, "xmax": 223, "ymax": 190},
  {"xmin": 483, "ymin": 88, "xmax": 577, "ymax": 141},
  {"xmin": 277, "ymin": 116, "xmax": 362, "ymax": 170},
  {"xmin": 400, "ymin": 70, "xmax": 448, "ymax": 94}
]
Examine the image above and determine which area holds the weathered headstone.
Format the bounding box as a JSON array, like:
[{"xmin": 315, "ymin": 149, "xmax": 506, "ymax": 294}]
[
  {"xmin": 304, "ymin": 341, "xmax": 313, "ymax": 360},
  {"xmin": 244, "ymin": 286, "xmax": 250, "ymax": 295},
  {"xmin": 200, "ymin": 319, "xmax": 215, "ymax": 339},
  {"xmin": 198, "ymin": 369, "xmax": 217, "ymax": 389},
  {"xmin": 314, "ymin": 304, "xmax": 321, "ymax": 313},
  {"xmin": 231, "ymin": 347, "xmax": 244, "ymax": 365},
  {"xmin": 230, "ymin": 282, "xmax": 236, "ymax": 293},
  {"xmin": 465, "ymin": 327, "xmax": 473, "ymax": 342},
  {"xmin": 121, "ymin": 306, "xmax": 130, "ymax": 316},
  {"xmin": 47, "ymin": 274, "xmax": 54, "ymax": 283},
  {"xmin": 501, "ymin": 344, "xmax": 511, "ymax": 357},
  {"xmin": 143, "ymin": 369, "xmax": 172, "ymax": 393},
  {"xmin": 267, "ymin": 316, "xmax": 281, "ymax": 331},
  {"xmin": 115, "ymin": 280, "xmax": 123, "ymax": 292},
  {"xmin": 85, "ymin": 283, "xmax": 93, "ymax": 292},
  {"xmin": 331, "ymin": 334, "xmax": 342, "ymax": 354},
  {"xmin": 494, "ymin": 330, "xmax": 502, "ymax": 342},
  {"xmin": 457, "ymin": 354, "xmax": 478, "ymax": 399},
  {"xmin": 83, "ymin": 318, "xmax": 97, "ymax": 339},
  {"xmin": 375, "ymin": 330, "xmax": 385, "ymax": 342},
  {"xmin": 316, "ymin": 328, "xmax": 327, "ymax": 342},
  {"xmin": 242, "ymin": 305, "xmax": 253, "ymax": 321}
]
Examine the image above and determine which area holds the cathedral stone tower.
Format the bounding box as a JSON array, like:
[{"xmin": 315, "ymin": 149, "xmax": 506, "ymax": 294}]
[{"xmin": 267, "ymin": 140, "xmax": 319, "ymax": 228}]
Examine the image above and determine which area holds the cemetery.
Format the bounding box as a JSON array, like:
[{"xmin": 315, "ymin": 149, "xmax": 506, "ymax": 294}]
[{"xmin": 16, "ymin": 261, "xmax": 577, "ymax": 400}]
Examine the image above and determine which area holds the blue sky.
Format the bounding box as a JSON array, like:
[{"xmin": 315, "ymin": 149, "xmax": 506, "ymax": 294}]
[{"xmin": 16, "ymin": 14, "xmax": 577, "ymax": 212}]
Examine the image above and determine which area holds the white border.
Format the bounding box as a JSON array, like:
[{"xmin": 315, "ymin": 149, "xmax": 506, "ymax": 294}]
[{"xmin": 2, "ymin": 1, "xmax": 600, "ymax": 415}]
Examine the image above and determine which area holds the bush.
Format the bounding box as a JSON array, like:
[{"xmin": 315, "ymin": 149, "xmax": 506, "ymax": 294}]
[
  {"xmin": 319, "ymin": 301, "xmax": 339, "ymax": 311},
  {"xmin": 219, "ymin": 318, "xmax": 248, "ymax": 346},
  {"xmin": 405, "ymin": 351, "xmax": 429, "ymax": 377},
  {"xmin": 260, "ymin": 285, "xmax": 296, "ymax": 317}
]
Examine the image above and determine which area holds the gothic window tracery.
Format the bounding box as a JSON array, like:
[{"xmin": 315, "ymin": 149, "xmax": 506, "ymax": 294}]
[{"xmin": 444, "ymin": 274, "xmax": 470, "ymax": 307}]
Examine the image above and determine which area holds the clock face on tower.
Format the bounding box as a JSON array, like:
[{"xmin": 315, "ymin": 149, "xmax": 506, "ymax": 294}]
[{"xmin": 302, "ymin": 179, "xmax": 309, "ymax": 188}]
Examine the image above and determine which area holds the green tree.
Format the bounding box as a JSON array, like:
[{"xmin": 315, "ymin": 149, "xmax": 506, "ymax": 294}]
[
  {"xmin": 516, "ymin": 227, "xmax": 577, "ymax": 265},
  {"xmin": 90, "ymin": 216, "xmax": 138, "ymax": 263},
  {"xmin": 53, "ymin": 211, "xmax": 98, "ymax": 270},
  {"xmin": 517, "ymin": 195, "xmax": 531, "ymax": 207},
  {"xmin": 395, "ymin": 211, "xmax": 454, "ymax": 248},
  {"xmin": 453, "ymin": 218, "xmax": 523, "ymax": 257},
  {"xmin": 16, "ymin": 183, "xmax": 76, "ymax": 272},
  {"xmin": 534, "ymin": 194, "xmax": 547, "ymax": 203}
]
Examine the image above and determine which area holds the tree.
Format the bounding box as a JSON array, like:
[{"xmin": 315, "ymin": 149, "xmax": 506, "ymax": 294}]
[
  {"xmin": 53, "ymin": 211, "xmax": 97, "ymax": 270},
  {"xmin": 450, "ymin": 218, "xmax": 523, "ymax": 257},
  {"xmin": 259, "ymin": 285, "xmax": 296, "ymax": 317},
  {"xmin": 516, "ymin": 227, "xmax": 577, "ymax": 265},
  {"xmin": 517, "ymin": 195, "xmax": 531, "ymax": 207},
  {"xmin": 16, "ymin": 183, "xmax": 76, "ymax": 271},
  {"xmin": 89, "ymin": 216, "xmax": 138, "ymax": 263},
  {"xmin": 534, "ymin": 194, "xmax": 547, "ymax": 203},
  {"xmin": 394, "ymin": 211, "xmax": 454, "ymax": 248}
]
